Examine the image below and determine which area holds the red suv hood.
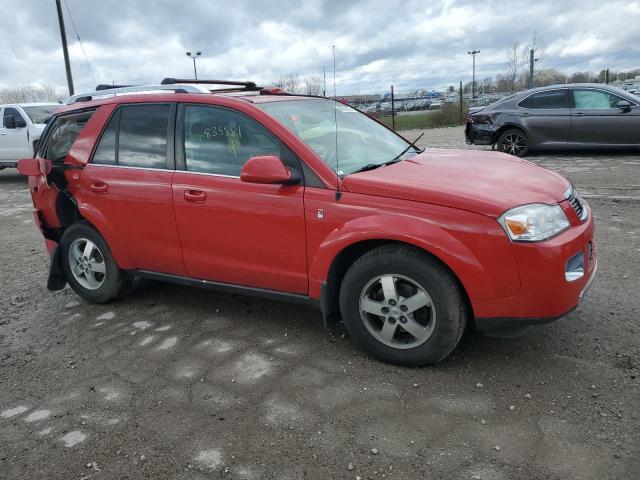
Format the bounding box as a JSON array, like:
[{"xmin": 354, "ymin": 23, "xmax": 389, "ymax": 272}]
[{"xmin": 342, "ymin": 149, "xmax": 569, "ymax": 217}]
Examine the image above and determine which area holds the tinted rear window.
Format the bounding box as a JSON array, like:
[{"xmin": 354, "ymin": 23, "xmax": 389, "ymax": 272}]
[
  {"xmin": 118, "ymin": 105, "xmax": 169, "ymax": 168},
  {"xmin": 92, "ymin": 104, "xmax": 170, "ymax": 169},
  {"xmin": 42, "ymin": 111, "xmax": 94, "ymax": 163},
  {"xmin": 519, "ymin": 90, "xmax": 567, "ymax": 109}
]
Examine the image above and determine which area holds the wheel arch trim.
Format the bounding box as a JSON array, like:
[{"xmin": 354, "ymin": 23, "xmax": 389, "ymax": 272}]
[{"xmin": 309, "ymin": 214, "xmax": 497, "ymax": 304}]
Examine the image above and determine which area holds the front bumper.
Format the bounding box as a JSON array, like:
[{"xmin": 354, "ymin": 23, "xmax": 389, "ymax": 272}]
[
  {"xmin": 465, "ymin": 121, "xmax": 495, "ymax": 145},
  {"xmin": 473, "ymin": 209, "xmax": 597, "ymax": 331}
]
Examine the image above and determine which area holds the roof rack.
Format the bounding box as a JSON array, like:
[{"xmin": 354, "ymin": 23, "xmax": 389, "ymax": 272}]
[
  {"xmin": 65, "ymin": 78, "xmax": 264, "ymax": 105},
  {"xmin": 65, "ymin": 83, "xmax": 209, "ymax": 104},
  {"xmin": 95, "ymin": 84, "xmax": 135, "ymax": 91},
  {"xmin": 161, "ymin": 78, "xmax": 260, "ymax": 92}
]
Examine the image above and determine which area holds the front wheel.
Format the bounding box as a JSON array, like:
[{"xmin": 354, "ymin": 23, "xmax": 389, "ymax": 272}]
[
  {"xmin": 496, "ymin": 128, "xmax": 529, "ymax": 157},
  {"xmin": 339, "ymin": 245, "xmax": 468, "ymax": 366},
  {"xmin": 60, "ymin": 222, "xmax": 130, "ymax": 303}
]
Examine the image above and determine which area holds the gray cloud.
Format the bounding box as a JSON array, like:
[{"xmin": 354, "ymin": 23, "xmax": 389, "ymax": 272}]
[{"xmin": 1, "ymin": 0, "xmax": 639, "ymax": 96}]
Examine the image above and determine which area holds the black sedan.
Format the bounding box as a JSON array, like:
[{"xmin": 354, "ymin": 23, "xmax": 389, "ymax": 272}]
[{"xmin": 465, "ymin": 84, "xmax": 640, "ymax": 156}]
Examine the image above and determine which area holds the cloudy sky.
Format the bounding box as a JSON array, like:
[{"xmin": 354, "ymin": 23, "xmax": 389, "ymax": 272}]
[{"xmin": 2, "ymin": 0, "xmax": 639, "ymax": 96}]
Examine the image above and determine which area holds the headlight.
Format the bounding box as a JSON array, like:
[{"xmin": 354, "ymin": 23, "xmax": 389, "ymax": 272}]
[{"xmin": 498, "ymin": 204, "xmax": 570, "ymax": 242}]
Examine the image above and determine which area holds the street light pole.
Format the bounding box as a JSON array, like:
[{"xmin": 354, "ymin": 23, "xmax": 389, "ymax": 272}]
[
  {"xmin": 186, "ymin": 51, "xmax": 201, "ymax": 80},
  {"xmin": 467, "ymin": 50, "xmax": 480, "ymax": 99}
]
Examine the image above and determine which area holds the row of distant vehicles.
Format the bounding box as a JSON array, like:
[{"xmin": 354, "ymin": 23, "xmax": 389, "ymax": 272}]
[
  {"xmin": 359, "ymin": 98, "xmax": 443, "ymax": 115},
  {"xmin": 355, "ymin": 92, "xmax": 507, "ymax": 116}
]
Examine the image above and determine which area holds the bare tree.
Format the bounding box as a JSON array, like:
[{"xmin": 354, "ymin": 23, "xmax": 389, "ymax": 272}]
[
  {"xmin": 0, "ymin": 85, "xmax": 64, "ymax": 103},
  {"xmin": 273, "ymin": 74, "xmax": 299, "ymax": 94},
  {"xmin": 303, "ymin": 75, "xmax": 323, "ymax": 96},
  {"xmin": 505, "ymin": 41, "xmax": 526, "ymax": 93},
  {"xmin": 522, "ymin": 31, "xmax": 545, "ymax": 88}
]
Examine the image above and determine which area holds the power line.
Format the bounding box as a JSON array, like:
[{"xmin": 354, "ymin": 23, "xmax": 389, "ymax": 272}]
[{"xmin": 63, "ymin": 0, "xmax": 97, "ymax": 85}]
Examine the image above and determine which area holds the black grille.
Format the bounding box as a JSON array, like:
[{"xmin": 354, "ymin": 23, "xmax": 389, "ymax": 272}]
[{"xmin": 566, "ymin": 188, "xmax": 586, "ymax": 221}]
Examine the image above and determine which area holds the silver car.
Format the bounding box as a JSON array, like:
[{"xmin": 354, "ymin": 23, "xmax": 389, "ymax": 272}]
[{"xmin": 465, "ymin": 84, "xmax": 640, "ymax": 156}]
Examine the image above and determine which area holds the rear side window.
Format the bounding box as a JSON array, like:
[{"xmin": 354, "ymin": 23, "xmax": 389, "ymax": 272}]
[
  {"xmin": 518, "ymin": 90, "xmax": 567, "ymax": 109},
  {"xmin": 92, "ymin": 104, "xmax": 170, "ymax": 169},
  {"xmin": 42, "ymin": 111, "xmax": 94, "ymax": 163}
]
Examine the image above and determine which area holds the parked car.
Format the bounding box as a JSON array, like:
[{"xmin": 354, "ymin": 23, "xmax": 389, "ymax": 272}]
[
  {"xmin": 466, "ymin": 84, "xmax": 640, "ymax": 156},
  {"xmin": 18, "ymin": 80, "xmax": 596, "ymax": 366},
  {"xmin": 0, "ymin": 103, "xmax": 59, "ymax": 169}
]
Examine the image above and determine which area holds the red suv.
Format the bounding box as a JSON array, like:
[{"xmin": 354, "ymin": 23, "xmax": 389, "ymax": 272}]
[{"xmin": 19, "ymin": 79, "xmax": 597, "ymax": 366}]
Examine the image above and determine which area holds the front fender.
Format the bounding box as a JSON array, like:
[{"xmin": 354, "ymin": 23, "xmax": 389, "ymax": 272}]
[{"xmin": 308, "ymin": 212, "xmax": 520, "ymax": 303}]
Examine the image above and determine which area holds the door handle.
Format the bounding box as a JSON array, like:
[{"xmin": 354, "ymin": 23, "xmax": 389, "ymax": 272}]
[
  {"xmin": 184, "ymin": 189, "xmax": 206, "ymax": 202},
  {"xmin": 90, "ymin": 181, "xmax": 108, "ymax": 193},
  {"xmin": 573, "ymin": 112, "xmax": 586, "ymax": 116},
  {"xmin": 0, "ymin": 132, "xmax": 6, "ymax": 135}
]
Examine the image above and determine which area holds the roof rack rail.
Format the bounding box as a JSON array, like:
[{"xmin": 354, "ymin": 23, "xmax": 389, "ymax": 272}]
[
  {"xmin": 95, "ymin": 84, "xmax": 136, "ymax": 91},
  {"xmin": 64, "ymin": 84, "xmax": 209, "ymax": 105},
  {"xmin": 161, "ymin": 78, "xmax": 259, "ymax": 91}
]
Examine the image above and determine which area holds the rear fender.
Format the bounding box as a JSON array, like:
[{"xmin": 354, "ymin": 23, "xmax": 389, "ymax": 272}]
[{"xmin": 72, "ymin": 197, "xmax": 133, "ymax": 268}]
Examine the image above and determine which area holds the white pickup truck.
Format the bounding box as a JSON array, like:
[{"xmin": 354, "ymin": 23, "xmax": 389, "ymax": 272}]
[{"xmin": 0, "ymin": 103, "xmax": 60, "ymax": 169}]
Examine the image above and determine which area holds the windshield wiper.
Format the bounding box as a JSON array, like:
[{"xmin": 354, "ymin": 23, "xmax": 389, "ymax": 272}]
[
  {"xmin": 350, "ymin": 133, "xmax": 426, "ymax": 175},
  {"xmin": 351, "ymin": 163, "xmax": 385, "ymax": 174},
  {"xmin": 391, "ymin": 133, "xmax": 425, "ymax": 162}
]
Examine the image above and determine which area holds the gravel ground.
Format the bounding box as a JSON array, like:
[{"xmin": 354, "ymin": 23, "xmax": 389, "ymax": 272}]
[{"xmin": 1, "ymin": 126, "xmax": 639, "ymax": 479}]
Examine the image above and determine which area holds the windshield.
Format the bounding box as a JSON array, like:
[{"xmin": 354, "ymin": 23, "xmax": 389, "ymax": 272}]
[
  {"xmin": 22, "ymin": 105, "xmax": 59, "ymax": 124},
  {"xmin": 258, "ymin": 99, "xmax": 416, "ymax": 175}
]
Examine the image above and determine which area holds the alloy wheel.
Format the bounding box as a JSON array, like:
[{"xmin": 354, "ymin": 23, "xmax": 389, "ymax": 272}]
[
  {"xmin": 359, "ymin": 274, "xmax": 437, "ymax": 349},
  {"xmin": 500, "ymin": 132, "xmax": 527, "ymax": 156},
  {"xmin": 68, "ymin": 238, "xmax": 106, "ymax": 290}
]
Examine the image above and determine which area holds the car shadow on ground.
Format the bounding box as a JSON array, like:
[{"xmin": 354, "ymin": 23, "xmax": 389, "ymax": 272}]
[{"xmin": 122, "ymin": 277, "xmax": 556, "ymax": 371}]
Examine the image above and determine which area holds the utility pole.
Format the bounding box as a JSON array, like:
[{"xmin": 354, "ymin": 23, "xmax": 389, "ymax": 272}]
[
  {"xmin": 605, "ymin": 68, "xmax": 610, "ymax": 84},
  {"xmin": 391, "ymin": 85, "xmax": 395, "ymax": 131},
  {"xmin": 459, "ymin": 81, "xmax": 463, "ymax": 124},
  {"xmin": 186, "ymin": 51, "xmax": 201, "ymax": 79},
  {"xmin": 467, "ymin": 50, "xmax": 479, "ymax": 99},
  {"xmin": 55, "ymin": 0, "xmax": 74, "ymax": 96},
  {"xmin": 528, "ymin": 49, "xmax": 538, "ymax": 89},
  {"xmin": 323, "ymin": 66, "xmax": 326, "ymax": 97}
]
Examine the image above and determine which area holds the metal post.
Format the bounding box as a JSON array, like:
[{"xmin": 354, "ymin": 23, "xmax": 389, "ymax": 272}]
[
  {"xmin": 459, "ymin": 81, "xmax": 463, "ymax": 124},
  {"xmin": 529, "ymin": 49, "xmax": 534, "ymax": 89},
  {"xmin": 391, "ymin": 85, "xmax": 395, "ymax": 131},
  {"xmin": 472, "ymin": 55, "xmax": 476, "ymax": 99},
  {"xmin": 55, "ymin": 0, "xmax": 74, "ymax": 96},
  {"xmin": 468, "ymin": 50, "xmax": 479, "ymax": 99},
  {"xmin": 605, "ymin": 68, "xmax": 610, "ymax": 84},
  {"xmin": 323, "ymin": 66, "xmax": 326, "ymax": 97}
]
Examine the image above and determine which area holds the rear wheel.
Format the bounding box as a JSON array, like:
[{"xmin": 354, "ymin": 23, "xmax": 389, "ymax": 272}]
[
  {"xmin": 497, "ymin": 128, "xmax": 529, "ymax": 157},
  {"xmin": 339, "ymin": 245, "xmax": 468, "ymax": 366},
  {"xmin": 60, "ymin": 222, "xmax": 130, "ymax": 303}
]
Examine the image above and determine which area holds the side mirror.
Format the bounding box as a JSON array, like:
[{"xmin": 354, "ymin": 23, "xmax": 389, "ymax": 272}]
[
  {"xmin": 617, "ymin": 100, "xmax": 632, "ymax": 111},
  {"xmin": 240, "ymin": 155, "xmax": 300, "ymax": 185},
  {"xmin": 17, "ymin": 158, "xmax": 51, "ymax": 177}
]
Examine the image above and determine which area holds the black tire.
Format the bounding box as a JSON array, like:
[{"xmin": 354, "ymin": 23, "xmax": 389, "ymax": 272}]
[
  {"xmin": 60, "ymin": 221, "xmax": 130, "ymax": 304},
  {"xmin": 339, "ymin": 245, "xmax": 468, "ymax": 366},
  {"xmin": 496, "ymin": 128, "xmax": 529, "ymax": 157}
]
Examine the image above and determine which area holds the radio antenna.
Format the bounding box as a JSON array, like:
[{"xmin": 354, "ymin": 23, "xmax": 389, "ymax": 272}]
[{"xmin": 333, "ymin": 45, "xmax": 341, "ymax": 201}]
